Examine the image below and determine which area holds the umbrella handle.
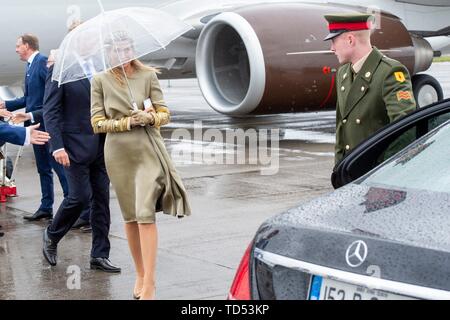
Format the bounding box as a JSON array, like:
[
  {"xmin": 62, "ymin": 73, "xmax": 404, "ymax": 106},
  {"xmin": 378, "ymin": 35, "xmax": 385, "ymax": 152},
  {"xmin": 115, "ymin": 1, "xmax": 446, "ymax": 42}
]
[{"xmin": 97, "ymin": 0, "xmax": 105, "ymax": 13}]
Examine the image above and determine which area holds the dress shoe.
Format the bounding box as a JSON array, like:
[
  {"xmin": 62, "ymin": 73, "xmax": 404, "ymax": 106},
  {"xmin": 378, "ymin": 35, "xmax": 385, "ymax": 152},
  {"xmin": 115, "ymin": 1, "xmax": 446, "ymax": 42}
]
[
  {"xmin": 24, "ymin": 209, "xmax": 53, "ymax": 221},
  {"xmin": 43, "ymin": 227, "xmax": 58, "ymax": 266},
  {"xmin": 90, "ymin": 257, "xmax": 121, "ymax": 273},
  {"xmin": 71, "ymin": 217, "xmax": 90, "ymax": 229}
]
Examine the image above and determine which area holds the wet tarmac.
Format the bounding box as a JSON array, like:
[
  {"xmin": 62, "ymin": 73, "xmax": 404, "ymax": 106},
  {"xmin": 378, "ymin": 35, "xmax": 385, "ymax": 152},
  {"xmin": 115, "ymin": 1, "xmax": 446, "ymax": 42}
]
[{"xmin": 0, "ymin": 62, "xmax": 449, "ymax": 300}]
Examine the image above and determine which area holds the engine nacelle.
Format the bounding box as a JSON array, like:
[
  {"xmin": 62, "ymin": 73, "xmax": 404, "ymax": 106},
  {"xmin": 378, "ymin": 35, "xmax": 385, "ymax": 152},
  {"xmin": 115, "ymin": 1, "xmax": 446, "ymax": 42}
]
[{"xmin": 196, "ymin": 3, "xmax": 433, "ymax": 115}]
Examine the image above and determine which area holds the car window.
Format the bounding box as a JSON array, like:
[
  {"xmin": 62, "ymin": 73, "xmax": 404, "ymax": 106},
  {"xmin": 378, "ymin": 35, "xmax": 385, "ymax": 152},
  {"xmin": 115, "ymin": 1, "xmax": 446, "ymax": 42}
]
[
  {"xmin": 429, "ymin": 113, "xmax": 450, "ymax": 131},
  {"xmin": 378, "ymin": 127, "xmax": 416, "ymax": 162},
  {"xmin": 360, "ymin": 121, "xmax": 450, "ymax": 193},
  {"xmin": 333, "ymin": 101, "xmax": 450, "ymax": 189},
  {"xmin": 376, "ymin": 109, "xmax": 450, "ymax": 166}
]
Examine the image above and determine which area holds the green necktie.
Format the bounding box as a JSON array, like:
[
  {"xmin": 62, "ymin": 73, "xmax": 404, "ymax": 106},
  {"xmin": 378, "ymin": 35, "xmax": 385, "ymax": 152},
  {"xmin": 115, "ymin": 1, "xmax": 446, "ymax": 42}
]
[{"xmin": 351, "ymin": 67, "xmax": 357, "ymax": 83}]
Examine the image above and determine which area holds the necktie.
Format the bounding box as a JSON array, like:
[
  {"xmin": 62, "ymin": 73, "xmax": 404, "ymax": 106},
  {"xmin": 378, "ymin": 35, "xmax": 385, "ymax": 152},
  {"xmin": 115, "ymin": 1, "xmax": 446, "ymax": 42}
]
[
  {"xmin": 26, "ymin": 62, "xmax": 31, "ymax": 75},
  {"xmin": 350, "ymin": 67, "xmax": 357, "ymax": 83}
]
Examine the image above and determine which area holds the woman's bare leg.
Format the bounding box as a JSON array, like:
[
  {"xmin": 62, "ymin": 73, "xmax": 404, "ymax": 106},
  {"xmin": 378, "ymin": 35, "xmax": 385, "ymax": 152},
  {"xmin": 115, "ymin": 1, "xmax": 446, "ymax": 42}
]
[
  {"xmin": 138, "ymin": 223, "xmax": 158, "ymax": 300},
  {"xmin": 124, "ymin": 222, "xmax": 145, "ymax": 298}
]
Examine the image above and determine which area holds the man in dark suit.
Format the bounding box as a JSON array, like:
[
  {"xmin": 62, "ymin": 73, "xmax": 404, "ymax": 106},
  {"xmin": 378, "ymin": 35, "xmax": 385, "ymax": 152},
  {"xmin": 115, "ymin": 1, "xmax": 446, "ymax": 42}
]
[
  {"xmin": 13, "ymin": 49, "xmax": 92, "ymax": 231},
  {"xmin": 40, "ymin": 62, "xmax": 120, "ymax": 272},
  {"xmin": 0, "ymin": 34, "xmax": 68, "ymax": 221},
  {"xmin": 0, "ymin": 115, "xmax": 51, "ymax": 238}
]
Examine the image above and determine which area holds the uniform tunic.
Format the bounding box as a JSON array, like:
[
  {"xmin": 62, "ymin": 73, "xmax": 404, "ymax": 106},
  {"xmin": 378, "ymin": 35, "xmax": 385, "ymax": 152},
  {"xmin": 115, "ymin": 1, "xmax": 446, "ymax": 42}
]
[
  {"xmin": 91, "ymin": 68, "xmax": 191, "ymax": 223},
  {"xmin": 335, "ymin": 47, "xmax": 417, "ymax": 164}
]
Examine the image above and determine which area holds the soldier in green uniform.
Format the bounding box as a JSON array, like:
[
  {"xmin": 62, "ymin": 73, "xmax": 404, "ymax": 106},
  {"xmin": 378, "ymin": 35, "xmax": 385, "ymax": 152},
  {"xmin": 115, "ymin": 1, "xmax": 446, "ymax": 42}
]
[{"xmin": 323, "ymin": 13, "xmax": 417, "ymax": 164}]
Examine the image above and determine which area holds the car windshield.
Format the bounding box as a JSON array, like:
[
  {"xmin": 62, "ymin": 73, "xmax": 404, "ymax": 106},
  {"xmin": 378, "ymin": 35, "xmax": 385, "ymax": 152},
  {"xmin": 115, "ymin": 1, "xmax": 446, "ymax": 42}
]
[{"xmin": 359, "ymin": 120, "xmax": 450, "ymax": 193}]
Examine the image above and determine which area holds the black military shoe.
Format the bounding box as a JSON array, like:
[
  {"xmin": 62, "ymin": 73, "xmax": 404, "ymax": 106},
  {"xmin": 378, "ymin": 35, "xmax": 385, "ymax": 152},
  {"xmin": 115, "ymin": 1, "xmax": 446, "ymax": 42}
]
[
  {"xmin": 43, "ymin": 227, "xmax": 58, "ymax": 266},
  {"xmin": 90, "ymin": 258, "xmax": 121, "ymax": 273},
  {"xmin": 24, "ymin": 209, "xmax": 53, "ymax": 221}
]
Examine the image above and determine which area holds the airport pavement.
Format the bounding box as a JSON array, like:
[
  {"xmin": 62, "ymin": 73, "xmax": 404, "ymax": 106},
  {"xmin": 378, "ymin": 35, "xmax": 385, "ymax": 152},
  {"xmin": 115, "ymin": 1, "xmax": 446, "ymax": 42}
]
[{"xmin": 0, "ymin": 63, "xmax": 449, "ymax": 300}]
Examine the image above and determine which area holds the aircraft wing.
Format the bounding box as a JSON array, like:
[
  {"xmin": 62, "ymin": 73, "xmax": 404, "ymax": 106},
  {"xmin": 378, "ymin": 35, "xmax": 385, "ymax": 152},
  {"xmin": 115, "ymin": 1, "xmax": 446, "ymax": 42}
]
[
  {"xmin": 395, "ymin": 0, "xmax": 450, "ymax": 36},
  {"xmin": 396, "ymin": 0, "xmax": 450, "ymax": 6}
]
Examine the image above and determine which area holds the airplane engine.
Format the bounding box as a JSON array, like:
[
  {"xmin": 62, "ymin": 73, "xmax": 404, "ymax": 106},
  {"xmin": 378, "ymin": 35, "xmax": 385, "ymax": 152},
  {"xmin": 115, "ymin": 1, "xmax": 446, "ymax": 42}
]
[{"xmin": 195, "ymin": 3, "xmax": 435, "ymax": 115}]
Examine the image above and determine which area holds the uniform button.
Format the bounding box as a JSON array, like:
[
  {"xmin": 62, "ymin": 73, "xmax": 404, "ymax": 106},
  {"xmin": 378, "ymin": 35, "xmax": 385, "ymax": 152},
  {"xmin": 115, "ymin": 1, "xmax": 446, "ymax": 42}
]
[
  {"xmin": 343, "ymin": 119, "xmax": 347, "ymax": 124},
  {"xmin": 345, "ymin": 145, "xmax": 350, "ymax": 151},
  {"xmin": 343, "ymin": 73, "xmax": 347, "ymax": 80},
  {"xmin": 356, "ymin": 119, "xmax": 361, "ymax": 124},
  {"xmin": 361, "ymin": 86, "xmax": 365, "ymax": 92},
  {"xmin": 341, "ymin": 86, "xmax": 345, "ymax": 91},
  {"xmin": 365, "ymin": 72, "xmax": 371, "ymax": 78}
]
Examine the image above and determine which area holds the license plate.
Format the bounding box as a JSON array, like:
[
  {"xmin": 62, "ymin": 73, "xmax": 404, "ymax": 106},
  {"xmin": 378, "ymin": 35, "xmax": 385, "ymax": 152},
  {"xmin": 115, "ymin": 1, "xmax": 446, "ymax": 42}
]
[{"xmin": 309, "ymin": 276, "xmax": 415, "ymax": 300}]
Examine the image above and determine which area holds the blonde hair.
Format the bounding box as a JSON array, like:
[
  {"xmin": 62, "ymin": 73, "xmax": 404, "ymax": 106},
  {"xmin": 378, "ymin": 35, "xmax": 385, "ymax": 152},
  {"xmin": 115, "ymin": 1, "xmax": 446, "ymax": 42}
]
[
  {"xmin": 105, "ymin": 31, "xmax": 160, "ymax": 85},
  {"xmin": 109, "ymin": 60, "xmax": 160, "ymax": 86},
  {"xmin": 354, "ymin": 30, "xmax": 372, "ymax": 41}
]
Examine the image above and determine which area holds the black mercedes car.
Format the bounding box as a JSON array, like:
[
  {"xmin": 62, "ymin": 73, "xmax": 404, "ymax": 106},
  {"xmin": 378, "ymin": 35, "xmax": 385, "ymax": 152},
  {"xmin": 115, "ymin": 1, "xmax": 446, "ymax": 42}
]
[{"xmin": 228, "ymin": 99, "xmax": 450, "ymax": 300}]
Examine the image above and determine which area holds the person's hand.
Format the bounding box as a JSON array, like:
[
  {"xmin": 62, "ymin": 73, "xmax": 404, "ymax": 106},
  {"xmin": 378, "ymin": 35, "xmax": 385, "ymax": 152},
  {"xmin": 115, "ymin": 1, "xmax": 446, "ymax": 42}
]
[
  {"xmin": 131, "ymin": 110, "xmax": 155, "ymax": 126},
  {"xmin": 29, "ymin": 123, "xmax": 50, "ymax": 145},
  {"xmin": 0, "ymin": 100, "xmax": 5, "ymax": 109},
  {"xmin": 130, "ymin": 116, "xmax": 139, "ymax": 127},
  {"xmin": 53, "ymin": 149, "xmax": 70, "ymax": 167},
  {"xmin": 144, "ymin": 106, "xmax": 155, "ymax": 113},
  {"xmin": 12, "ymin": 112, "xmax": 31, "ymax": 124},
  {"xmin": 0, "ymin": 109, "xmax": 13, "ymax": 119}
]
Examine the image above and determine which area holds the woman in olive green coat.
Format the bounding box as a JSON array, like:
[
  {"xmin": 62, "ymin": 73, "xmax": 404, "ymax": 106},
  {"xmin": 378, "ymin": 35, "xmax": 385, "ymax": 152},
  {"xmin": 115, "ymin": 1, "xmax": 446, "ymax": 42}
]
[{"xmin": 91, "ymin": 37, "xmax": 191, "ymax": 300}]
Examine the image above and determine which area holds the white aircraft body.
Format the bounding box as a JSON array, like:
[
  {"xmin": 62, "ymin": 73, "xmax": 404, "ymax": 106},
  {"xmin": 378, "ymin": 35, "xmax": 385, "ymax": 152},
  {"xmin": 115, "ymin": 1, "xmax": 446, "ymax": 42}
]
[{"xmin": 1, "ymin": 0, "xmax": 449, "ymax": 114}]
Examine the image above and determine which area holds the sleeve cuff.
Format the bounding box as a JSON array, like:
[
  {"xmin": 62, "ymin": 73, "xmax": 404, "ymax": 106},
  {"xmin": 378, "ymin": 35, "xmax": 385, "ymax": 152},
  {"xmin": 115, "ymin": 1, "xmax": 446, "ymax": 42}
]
[
  {"xmin": 127, "ymin": 117, "xmax": 131, "ymax": 130},
  {"xmin": 52, "ymin": 148, "xmax": 65, "ymax": 156},
  {"xmin": 29, "ymin": 112, "xmax": 35, "ymax": 123},
  {"xmin": 24, "ymin": 128, "xmax": 31, "ymax": 146}
]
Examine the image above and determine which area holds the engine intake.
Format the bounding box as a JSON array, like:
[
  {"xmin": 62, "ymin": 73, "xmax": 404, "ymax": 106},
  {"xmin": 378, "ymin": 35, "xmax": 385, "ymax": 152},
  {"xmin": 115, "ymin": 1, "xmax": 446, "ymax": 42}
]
[
  {"xmin": 196, "ymin": 12, "xmax": 265, "ymax": 115},
  {"xmin": 196, "ymin": 3, "xmax": 431, "ymax": 115}
]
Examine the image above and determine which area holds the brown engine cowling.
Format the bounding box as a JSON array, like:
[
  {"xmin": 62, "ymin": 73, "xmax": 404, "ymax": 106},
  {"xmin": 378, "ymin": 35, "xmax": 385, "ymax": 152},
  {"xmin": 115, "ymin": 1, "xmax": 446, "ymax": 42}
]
[{"xmin": 196, "ymin": 3, "xmax": 433, "ymax": 115}]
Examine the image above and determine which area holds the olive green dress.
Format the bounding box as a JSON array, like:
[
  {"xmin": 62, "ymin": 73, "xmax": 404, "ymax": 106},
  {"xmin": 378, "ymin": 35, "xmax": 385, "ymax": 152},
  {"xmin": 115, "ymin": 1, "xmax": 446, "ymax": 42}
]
[{"xmin": 91, "ymin": 68, "xmax": 191, "ymax": 224}]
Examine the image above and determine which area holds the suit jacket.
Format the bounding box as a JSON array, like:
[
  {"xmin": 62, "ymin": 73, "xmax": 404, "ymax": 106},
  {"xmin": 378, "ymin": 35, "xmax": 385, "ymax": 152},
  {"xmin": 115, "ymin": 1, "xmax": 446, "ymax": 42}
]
[
  {"xmin": 43, "ymin": 65, "xmax": 103, "ymax": 164},
  {"xmin": 6, "ymin": 53, "xmax": 48, "ymax": 119},
  {"xmin": 335, "ymin": 47, "xmax": 417, "ymax": 164},
  {"xmin": 0, "ymin": 122, "xmax": 26, "ymax": 146},
  {"xmin": 30, "ymin": 108, "xmax": 43, "ymax": 124}
]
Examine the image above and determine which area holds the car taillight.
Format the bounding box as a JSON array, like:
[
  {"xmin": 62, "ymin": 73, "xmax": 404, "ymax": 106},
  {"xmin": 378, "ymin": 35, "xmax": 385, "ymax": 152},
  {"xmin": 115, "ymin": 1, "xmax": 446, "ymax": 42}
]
[{"xmin": 228, "ymin": 242, "xmax": 253, "ymax": 300}]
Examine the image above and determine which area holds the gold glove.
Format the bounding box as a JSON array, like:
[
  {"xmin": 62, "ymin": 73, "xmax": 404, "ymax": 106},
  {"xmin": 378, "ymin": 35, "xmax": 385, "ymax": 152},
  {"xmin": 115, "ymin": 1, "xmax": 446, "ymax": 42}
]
[
  {"xmin": 91, "ymin": 115, "xmax": 131, "ymax": 133},
  {"xmin": 131, "ymin": 110, "xmax": 155, "ymax": 127},
  {"xmin": 153, "ymin": 106, "xmax": 170, "ymax": 128}
]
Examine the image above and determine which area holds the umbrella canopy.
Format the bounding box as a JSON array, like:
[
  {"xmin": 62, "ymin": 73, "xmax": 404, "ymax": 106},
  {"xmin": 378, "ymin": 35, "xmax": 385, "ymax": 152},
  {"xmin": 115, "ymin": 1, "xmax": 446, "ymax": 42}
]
[{"xmin": 52, "ymin": 6, "xmax": 193, "ymax": 86}]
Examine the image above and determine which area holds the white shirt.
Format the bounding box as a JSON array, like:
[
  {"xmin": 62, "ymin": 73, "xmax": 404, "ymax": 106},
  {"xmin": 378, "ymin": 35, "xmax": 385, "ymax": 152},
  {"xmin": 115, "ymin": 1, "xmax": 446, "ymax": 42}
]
[
  {"xmin": 351, "ymin": 49, "xmax": 373, "ymax": 74},
  {"xmin": 24, "ymin": 128, "xmax": 31, "ymax": 146},
  {"xmin": 26, "ymin": 51, "xmax": 40, "ymax": 124},
  {"xmin": 27, "ymin": 51, "xmax": 39, "ymax": 66}
]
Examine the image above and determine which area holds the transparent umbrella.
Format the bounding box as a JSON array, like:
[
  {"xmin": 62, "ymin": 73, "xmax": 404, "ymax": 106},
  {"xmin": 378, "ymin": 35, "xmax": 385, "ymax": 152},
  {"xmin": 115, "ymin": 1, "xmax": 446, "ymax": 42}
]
[{"xmin": 52, "ymin": 3, "xmax": 193, "ymax": 109}]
